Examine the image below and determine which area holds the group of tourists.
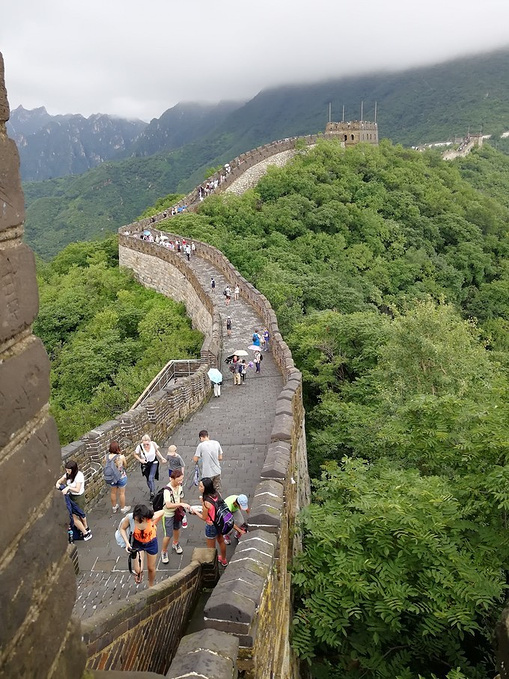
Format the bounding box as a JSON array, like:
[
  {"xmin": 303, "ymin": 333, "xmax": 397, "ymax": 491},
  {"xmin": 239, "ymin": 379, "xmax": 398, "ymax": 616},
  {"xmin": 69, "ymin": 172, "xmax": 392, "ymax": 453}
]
[{"xmin": 56, "ymin": 429, "xmax": 249, "ymax": 587}]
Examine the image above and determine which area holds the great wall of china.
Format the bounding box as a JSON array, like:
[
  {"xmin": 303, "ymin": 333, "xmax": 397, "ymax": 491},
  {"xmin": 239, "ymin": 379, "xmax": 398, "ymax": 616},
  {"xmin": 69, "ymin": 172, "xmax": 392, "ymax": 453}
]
[{"xmin": 4, "ymin": 46, "xmax": 509, "ymax": 678}]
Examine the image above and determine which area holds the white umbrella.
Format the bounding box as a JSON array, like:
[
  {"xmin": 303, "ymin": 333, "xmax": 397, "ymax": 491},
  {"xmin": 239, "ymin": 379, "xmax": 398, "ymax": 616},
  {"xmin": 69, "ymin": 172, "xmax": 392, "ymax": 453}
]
[{"xmin": 233, "ymin": 349, "xmax": 249, "ymax": 356}]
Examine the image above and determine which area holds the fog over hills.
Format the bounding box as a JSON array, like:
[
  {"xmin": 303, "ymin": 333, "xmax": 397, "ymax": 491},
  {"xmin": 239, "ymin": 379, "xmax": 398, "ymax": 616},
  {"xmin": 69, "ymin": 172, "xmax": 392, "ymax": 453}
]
[{"xmin": 19, "ymin": 48, "xmax": 509, "ymax": 259}]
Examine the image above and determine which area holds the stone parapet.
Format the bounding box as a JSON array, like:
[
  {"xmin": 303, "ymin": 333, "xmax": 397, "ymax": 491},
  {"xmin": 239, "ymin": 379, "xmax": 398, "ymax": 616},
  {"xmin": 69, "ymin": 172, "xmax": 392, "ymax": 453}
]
[
  {"xmin": 83, "ymin": 550, "xmax": 217, "ymax": 674},
  {"xmin": 167, "ymin": 629, "xmax": 239, "ymax": 679},
  {"xmin": 60, "ymin": 364, "xmax": 212, "ymax": 509}
]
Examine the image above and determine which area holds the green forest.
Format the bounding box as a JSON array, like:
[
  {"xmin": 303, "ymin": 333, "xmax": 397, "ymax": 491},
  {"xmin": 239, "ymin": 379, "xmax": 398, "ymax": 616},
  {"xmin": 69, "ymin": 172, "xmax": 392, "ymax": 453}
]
[
  {"xmin": 151, "ymin": 140, "xmax": 509, "ymax": 678},
  {"xmin": 34, "ymin": 237, "xmax": 202, "ymax": 444}
]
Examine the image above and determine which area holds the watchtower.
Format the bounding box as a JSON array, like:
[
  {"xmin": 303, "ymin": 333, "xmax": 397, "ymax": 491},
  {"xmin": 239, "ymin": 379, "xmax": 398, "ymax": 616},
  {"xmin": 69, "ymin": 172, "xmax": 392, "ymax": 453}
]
[{"xmin": 325, "ymin": 119, "xmax": 379, "ymax": 146}]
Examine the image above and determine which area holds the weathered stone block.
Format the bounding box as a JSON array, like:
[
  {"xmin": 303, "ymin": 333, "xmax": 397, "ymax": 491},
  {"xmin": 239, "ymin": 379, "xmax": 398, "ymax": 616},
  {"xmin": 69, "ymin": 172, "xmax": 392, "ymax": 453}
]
[
  {"xmin": 0, "ymin": 416, "xmax": 61, "ymax": 546},
  {"xmin": 213, "ymin": 573, "xmax": 265, "ymax": 605},
  {"xmin": 0, "ymin": 134, "xmax": 24, "ymax": 231},
  {"xmin": 0, "ymin": 337, "xmax": 50, "ymax": 447},
  {"xmin": 166, "ymin": 648, "xmax": 235, "ymax": 678},
  {"xmin": 270, "ymin": 412, "xmax": 293, "ymax": 442},
  {"xmin": 0, "ymin": 244, "xmax": 39, "ymax": 341},
  {"xmin": 174, "ymin": 627, "xmax": 239, "ymax": 660},
  {"xmin": 0, "ymin": 53, "xmax": 9, "ymax": 123}
]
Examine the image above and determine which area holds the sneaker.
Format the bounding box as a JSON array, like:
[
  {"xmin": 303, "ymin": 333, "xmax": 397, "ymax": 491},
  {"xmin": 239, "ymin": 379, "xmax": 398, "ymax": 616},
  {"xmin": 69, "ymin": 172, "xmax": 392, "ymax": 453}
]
[
  {"xmin": 218, "ymin": 556, "xmax": 228, "ymax": 567},
  {"xmin": 181, "ymin": 514, "xmax": 188, "ymax": 528},
  {"xmin": 223, "ymin": 534, "xmax": 231, "ymax": 545},
  {"xmin": 172, "ymin": 542, "xmax": 183, "ymax": 555},
  {"xmin": 149, "ymin": 493, "xmax": 155, "ymax": 501},
  {"xmin": 161, "ymin": 551, "xmax": 169, "ymax": 564},
  {"xmin": 83, "ymin": 530, "xmax": 93, "ymax": 541},
  {"xmin": 120, "ymin": 505, "xmax": 131, "ymax": 513},
  {"xmin": 112, "ymin": 504, "xmax": 119, "ymax": 513},
  {"xmin": 234, "ymin": 531, "xmax": 243, "ymax": 540}
]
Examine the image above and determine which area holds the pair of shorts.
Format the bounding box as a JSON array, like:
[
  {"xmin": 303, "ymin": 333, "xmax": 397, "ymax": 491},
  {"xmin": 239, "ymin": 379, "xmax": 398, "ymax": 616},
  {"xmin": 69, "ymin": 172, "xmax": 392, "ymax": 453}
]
[
  {"xmin": 131, "ymin": 536, "xmax": 158, "ymax": 556},
  {"xmin": 109, "ymin": 475, "xmax": 127, "ymax": 488},
  {"xmin": 164, "ymin": 514, "xmax": 182, "ymax": 535},
  {"xmin": 205, "ymin": 523, "xmax": 218, "ymax": 539}
]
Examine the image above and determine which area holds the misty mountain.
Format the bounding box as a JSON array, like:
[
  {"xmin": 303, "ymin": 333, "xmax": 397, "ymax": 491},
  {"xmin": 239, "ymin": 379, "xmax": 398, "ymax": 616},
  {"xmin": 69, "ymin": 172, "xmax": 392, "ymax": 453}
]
[
  {"xmin": 23, "ymin": 47, "xmax": 509, "ymax": 259},
  {"xmin": 131, "ymin": 100, "xmax": 243, "ymax": 157},
  {"xmin": 8, "ymin": 106, "xmax": 147, "ymax": 181},
  {"xmin": 8, "ymin": 101, "xmax": 243, "ymax": 182}
]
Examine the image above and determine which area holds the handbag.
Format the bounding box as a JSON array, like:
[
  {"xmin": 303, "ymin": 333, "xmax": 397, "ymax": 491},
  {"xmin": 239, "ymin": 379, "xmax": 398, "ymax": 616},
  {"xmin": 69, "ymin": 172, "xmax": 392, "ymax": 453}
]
[{"xmin": 170, "ymin": 488, "xmax": 185, "ymax": 523}]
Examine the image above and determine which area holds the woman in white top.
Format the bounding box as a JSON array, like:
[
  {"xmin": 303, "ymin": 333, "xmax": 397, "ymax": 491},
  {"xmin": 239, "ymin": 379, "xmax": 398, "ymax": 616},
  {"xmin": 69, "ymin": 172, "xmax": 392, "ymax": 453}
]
[
  {"xmin": 55, "ymin": 460, "xmax": 92, "ymax": 540},
  {"xmin": 134, "ymin": 434, "xmax": 166, "ymax": 499}
]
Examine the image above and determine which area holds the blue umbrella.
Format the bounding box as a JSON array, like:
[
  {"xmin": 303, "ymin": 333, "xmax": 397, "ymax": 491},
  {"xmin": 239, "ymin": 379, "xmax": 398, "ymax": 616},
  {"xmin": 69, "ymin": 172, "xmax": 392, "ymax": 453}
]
[{"xmin": 207, "ymin": 368, "xmax": 223, "ymax": 384}]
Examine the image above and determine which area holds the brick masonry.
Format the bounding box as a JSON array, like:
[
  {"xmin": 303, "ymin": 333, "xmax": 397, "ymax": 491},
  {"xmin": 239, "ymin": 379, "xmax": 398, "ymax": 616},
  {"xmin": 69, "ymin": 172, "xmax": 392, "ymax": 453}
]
[{"xmin": 0, "ymin": 52, "xmax": 87, "ymax": 679}]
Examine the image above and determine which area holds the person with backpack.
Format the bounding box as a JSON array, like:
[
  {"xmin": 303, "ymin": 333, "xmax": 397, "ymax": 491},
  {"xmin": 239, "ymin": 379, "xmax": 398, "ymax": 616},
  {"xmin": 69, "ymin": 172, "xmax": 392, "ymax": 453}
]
[
  {"xmin": 118, "ymin": 504, "xmax": 164, "ymax": 586},
  {"xmin": 104, "ymin": 440, "xmax": 130, "ymax": 514},
  {"xmin": 194, "ymin": 477, "xmax": 233, "ymax": 567},
  {"xmin": 160, "ymin": 469, "xmax": 192, "ymax": 562}
]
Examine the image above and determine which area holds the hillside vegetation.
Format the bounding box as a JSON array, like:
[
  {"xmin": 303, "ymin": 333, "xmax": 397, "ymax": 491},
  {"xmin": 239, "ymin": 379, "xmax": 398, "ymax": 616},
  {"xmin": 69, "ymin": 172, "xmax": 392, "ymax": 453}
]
[
  {"xmin": 157, "ymin": 140, "xmax": 509, "ymax": 678},
  {"xmin": 34, "ymin": 237, "xmax": 202, "ymax": 444},
  {"xmin": 23, "ymin": 48, "xmax": 509, "ymax": 259}
]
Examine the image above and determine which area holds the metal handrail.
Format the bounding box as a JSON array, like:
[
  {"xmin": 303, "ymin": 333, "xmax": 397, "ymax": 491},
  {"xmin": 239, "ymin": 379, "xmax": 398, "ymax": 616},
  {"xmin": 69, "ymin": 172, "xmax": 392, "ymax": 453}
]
[{"xmin": 131, "ymin": 359, "xmax": 202, "ymax": 409}]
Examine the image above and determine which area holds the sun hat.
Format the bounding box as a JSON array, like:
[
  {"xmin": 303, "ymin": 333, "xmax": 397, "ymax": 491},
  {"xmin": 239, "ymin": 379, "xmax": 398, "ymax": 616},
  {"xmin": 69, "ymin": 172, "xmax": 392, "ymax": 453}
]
[{"xmin": 237, "ymin": 494, "xmax": 249, "ymax": 510}]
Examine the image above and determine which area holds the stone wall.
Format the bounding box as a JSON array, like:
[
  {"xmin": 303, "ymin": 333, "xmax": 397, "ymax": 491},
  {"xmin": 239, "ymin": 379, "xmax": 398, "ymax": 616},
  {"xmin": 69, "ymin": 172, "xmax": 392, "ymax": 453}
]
[
  {"xmin": 61, "ymin": 364, "xmax": 212, "ymax": 508},
  {"xmin": 119, "ymin": 229, "xmax": 311, "ymax": 678},
  {"xmin": 119, "ymin": 134, "xmax": 324, "ymax": 233},
  {"xmin": 84, "ymin": 549, "xmax": 217, "ymax": 674},
  {"xmin": 0, "ymin": 52, "xmax": 87, "ymax": 679},
  {"xmin": 59, "ymin": 232, "xmax": 223, "ymax": 508}
]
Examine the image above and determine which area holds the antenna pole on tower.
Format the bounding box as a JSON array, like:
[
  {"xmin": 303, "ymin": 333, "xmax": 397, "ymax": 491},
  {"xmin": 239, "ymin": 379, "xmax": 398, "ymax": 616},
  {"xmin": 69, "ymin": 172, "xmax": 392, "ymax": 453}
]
[
  {"xmin": 328, "ymin": 102, "xmax": 332, "ymax": 123},
  {"xmin": 360, "ymin": 100, "xmax": 364, "ymax": 122},
  {"xmin": 342, "ymin": 105, "xmax": 345, "ymax": 122},
  {"xmin": 374, "ymin": 101, "xmax": 378, "ymax": 124}
]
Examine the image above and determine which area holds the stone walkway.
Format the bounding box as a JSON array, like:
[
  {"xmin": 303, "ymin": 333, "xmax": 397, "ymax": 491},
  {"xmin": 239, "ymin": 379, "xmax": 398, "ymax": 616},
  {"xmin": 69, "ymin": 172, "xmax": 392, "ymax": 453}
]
[{"xmin": 73, "ymin": 250, "xmax": 282, "ymax": 619}]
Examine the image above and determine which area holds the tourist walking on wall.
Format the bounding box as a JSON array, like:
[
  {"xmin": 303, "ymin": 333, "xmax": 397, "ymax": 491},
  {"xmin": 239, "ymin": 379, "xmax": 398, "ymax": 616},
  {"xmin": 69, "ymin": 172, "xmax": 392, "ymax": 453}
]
[
  {"xmin": 226, "ymin": 316, "xmax": 232, "ymax": 337},
  {"xmin": 134, "ymin": 434, "xmax": 167, "ymax": 499},
  {"xmin": 56, "ymin": 460, "xmax": 92, "ymax": 541},
  {"xmin": 211, "ymin": 277, "xmax": 216, "ymax": 293},
  {"xmin": 166, "ymin": 444, "xmax": 185, "ymax": 479},
  {"xmin": 104, "ymin": 441, "xmax": 131, "ymax": 514},
  {"xmin": 161, "ymin": 470, "xmax": 191, "ymax": 562},
  {"xmin": 252, "ymin": 330, "xmax": 261, "ymax": 347},
  {"xmin": 254, "ymin": 350, "xmax": 262, "ymax": 374},
  {"xmin": 234, "ymin": 284, "xmax": 240, "ymax": 301},
  {"xmin": 119, "ymin": 504, "xmax": 164, "ymax": 586},
  {"xmin": 196, "ymin": 478, "xmax": 228, "ymax": 566},
  {"xmin": 193, "ymin": 430, "xmax": 223, "ymax": 493},
  {"xmin": 262, "ymin": 328, "xmax": 270, "ymax": 351}
]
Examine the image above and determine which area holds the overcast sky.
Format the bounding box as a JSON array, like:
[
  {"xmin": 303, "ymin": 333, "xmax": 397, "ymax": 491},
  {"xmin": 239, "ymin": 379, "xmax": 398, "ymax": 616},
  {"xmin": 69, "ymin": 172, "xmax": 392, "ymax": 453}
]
[{"xmin": 2, "ymin": 0, "xmax": 509, "ymax": 122}]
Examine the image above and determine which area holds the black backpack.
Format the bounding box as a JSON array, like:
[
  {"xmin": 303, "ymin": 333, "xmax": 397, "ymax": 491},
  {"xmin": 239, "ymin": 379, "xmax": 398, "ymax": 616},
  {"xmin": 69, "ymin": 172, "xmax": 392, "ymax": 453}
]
[
  {"xmin": 152, "ymin": 485, "xmax": 171, "ymax": 512},
  {"xmin": 209, "ymin": 495, "xmax": 234, "ymax": 535}
]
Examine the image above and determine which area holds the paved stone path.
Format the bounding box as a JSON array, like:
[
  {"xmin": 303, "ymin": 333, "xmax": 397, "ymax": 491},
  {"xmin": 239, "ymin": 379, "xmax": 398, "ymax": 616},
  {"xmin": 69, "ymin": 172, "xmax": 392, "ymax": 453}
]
[
  {"xmin": 224, "ymin": 149, "xmax": 298, "ymax": 195},
  {"xmin": 73, "ymin": 250, "xmax": 282, "ymax": 619}
]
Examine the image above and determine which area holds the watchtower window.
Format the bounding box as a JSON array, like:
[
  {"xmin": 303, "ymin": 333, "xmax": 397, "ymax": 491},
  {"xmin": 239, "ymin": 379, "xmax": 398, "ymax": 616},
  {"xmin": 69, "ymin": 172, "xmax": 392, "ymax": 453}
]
[
  {"xmin": 344, "ymin": 134, "xmax": 347, "ymax": 141},
  {"xmin": 351, "ymin": 134, "xmax": 355, "ymax": 141}
]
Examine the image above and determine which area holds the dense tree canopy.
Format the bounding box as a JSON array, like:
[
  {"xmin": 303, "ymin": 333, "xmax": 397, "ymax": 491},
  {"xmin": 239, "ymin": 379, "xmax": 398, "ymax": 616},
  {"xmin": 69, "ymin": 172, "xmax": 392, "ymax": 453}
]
[
  {"xmin": 34, "ymin": 237, "xmax": 202, "ymax": 444},
  {"xmin": 160, "ymin": 140, "xmax": 509, "ymax": 678}
]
